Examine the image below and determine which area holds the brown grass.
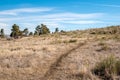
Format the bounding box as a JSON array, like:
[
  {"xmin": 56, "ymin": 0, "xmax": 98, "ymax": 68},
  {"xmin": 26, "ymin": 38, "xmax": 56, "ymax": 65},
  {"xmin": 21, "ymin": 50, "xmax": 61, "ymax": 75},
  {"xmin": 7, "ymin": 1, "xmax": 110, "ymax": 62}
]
[{"xmin": 0, "ymin": 26, "xmax": 119, "ymax": 80}]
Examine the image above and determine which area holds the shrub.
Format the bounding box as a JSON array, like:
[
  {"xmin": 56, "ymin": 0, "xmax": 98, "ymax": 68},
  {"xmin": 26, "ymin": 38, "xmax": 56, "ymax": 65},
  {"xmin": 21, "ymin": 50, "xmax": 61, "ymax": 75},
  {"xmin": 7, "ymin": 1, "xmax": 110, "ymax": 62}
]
[
  {"xmin": 98, "ymin": 41, "xmax": 105, "ymax": 46},
  {"xmin": 115, "ymin": 60, "xmax": 120, "ymax": 75},
  {"xmin": 92, "ymin": 56, "xmax": 120, "ymax": 80},
  {"xmin": 101, "ymin": 45, "xmax": 110, "ymax": 51},
  {"xmin": 42, "ymin": 47, "xmax": 48, "ymax": 51},
  {"xmin": 69, "ymin": 39, "xmax": 77, "ymax": 43},
  {"xmin": 97, "ymin": 42, "xmax": 110, "ymax": 51},
  {"xmin": 50, "ymin": 40, "xmax": 62, "ymax": 44}
]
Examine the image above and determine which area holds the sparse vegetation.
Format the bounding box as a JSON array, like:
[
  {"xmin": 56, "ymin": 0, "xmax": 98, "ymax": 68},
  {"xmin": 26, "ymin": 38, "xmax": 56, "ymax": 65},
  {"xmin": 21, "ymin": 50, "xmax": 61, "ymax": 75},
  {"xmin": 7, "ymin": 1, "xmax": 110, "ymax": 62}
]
[
  {"xmin": 97, "ymin": 42, "xmax": 111, "ymax": 51},
  {"xmin": 10, "ymin": 24, "xmax": 22, "ymax": 38},
  {"xmin": 69, "ymin": 39, "xmax": 77, "ymax": 43},
  {"xmin": 92, "ymin": 56, "xmax": 120, "ymax": 80},
  {"xmin": 0, "ymin": 29, "xmax": 5, "ymax": 38},
  {"xmin": 90, "ymin": 26, "xmax": 120, "ymax": 35},
  {"xmin": 34, "ymin": 24, "xmax": 50, "ymax": 36},
  {"xmin": 23, "ymin": 28, "xmax": 29, "ymax": 36},
  {"xmin": 29, "ymin": 32, "xmax": 33, "ymax": 36},
  {"xmin": 55, "ymin": 27, "xmax": 59, "ymax": 33},
  {"xmin": 0, "ymin": 25, "xmax": 119, "ymax": 80}
]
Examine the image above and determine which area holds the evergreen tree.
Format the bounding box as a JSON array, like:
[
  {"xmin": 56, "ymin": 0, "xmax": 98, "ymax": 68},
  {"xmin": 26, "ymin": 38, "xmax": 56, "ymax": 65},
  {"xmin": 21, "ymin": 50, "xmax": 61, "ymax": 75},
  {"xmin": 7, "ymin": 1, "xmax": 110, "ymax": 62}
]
[
  {"xmin": 55, "ymin": 28, "xmax": 59, "ymax": 33},
  {"xmin": 0, "ymin": 29, "xmax": 5, "ymax": 38},
  {"xmin": 29, "ymin": 32, "xmax": 33, "ymax": 36},
  {"xmin": 23, "ymin": 28, "xmax": 29, "ymax": 36},
  {"xmin": 35, "ymin": 24, "xmax": 50, "ymax": 35},
  {"xmin": 35, "ymin": 25, "xmax": 41, "ymax": 35},
  {"xmin": 41, "ymin": 24, "xmax": 50, "ymax": 34},
  {"xmin": 34, "ymin": 31, "xmax": 38, "ymax": 35},
  {"xmin": 10, "ymin": 24, "xmax": 21, "ymax": 38}
]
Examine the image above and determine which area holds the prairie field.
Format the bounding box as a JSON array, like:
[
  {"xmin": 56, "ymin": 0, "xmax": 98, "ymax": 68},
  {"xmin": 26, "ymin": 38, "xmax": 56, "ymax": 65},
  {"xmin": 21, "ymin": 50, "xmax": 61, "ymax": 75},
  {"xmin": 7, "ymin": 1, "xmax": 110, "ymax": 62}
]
[{"xmin": 0, "ymin": 26, "xmax": 120, "ymax": 80}]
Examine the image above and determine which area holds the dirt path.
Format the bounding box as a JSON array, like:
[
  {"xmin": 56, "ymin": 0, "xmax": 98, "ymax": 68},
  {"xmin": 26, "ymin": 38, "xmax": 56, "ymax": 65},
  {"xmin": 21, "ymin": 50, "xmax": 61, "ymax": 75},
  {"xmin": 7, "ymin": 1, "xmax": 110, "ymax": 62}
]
[{"xmin": 41, "ymin": 42, "xmax": 85, "ymax": 80}]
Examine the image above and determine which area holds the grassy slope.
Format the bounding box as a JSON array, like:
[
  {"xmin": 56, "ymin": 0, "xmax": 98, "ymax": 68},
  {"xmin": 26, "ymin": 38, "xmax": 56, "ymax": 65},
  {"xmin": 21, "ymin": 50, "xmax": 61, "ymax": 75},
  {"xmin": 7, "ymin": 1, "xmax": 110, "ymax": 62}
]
[{"xmin": 0, "ymin": 26, "xmax": 119, "ymax": 80}]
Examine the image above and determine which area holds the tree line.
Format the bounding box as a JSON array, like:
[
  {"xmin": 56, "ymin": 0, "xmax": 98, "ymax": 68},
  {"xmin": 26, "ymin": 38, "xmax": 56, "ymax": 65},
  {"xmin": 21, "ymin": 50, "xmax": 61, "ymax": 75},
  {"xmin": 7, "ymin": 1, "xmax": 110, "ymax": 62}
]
[{"xmin": 0, "ymin": 24, "xmax": 61, "ymax": 39}]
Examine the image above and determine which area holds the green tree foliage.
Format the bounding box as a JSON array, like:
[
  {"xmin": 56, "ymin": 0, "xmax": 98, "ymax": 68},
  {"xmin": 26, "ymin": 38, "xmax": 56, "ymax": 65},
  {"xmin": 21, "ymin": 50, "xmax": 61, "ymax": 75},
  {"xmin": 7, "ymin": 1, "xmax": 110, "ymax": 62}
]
[
  {"xmin": 55, "ymin": 28, "xmax": 59, "ymax": 33},
  {"xmin": 0, "ymin": 29, "xmax": 5, "ymax": 38},
  {"xmin": 34, "ymin": 24, "xmax": 50, "ymax": 35},
  {"xmin": 35, "ymin": 25, "xmax": 41, "ymax": 35},
  {"xmin": 60, "ymin": 30, "xmax": 66, "ymax": 33},
  {"xmin": 34, "ymin": 31, "xmax": 38, "ymax": 35},
  {"xmin": 41, "ymin": 24, "xmax": 50, "ymax": 34},
  {"xmin": 10, "ymin": 24, "xmax": 22, "ymax": 38},
  {"xmin": 29, "ymin": 32, "xmax": 33, "ymax": 36},
  {"xmin": 23, "ymin": 28, "xmax": 29, "ymax": 36}
]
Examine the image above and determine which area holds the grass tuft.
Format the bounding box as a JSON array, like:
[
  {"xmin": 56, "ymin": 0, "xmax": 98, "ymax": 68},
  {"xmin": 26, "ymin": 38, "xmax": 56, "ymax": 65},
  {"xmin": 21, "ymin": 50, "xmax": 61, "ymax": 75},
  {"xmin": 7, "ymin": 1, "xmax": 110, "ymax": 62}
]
[{"xmin": 92, "ymin": 56, "xmax": 120, "ymax": 80}]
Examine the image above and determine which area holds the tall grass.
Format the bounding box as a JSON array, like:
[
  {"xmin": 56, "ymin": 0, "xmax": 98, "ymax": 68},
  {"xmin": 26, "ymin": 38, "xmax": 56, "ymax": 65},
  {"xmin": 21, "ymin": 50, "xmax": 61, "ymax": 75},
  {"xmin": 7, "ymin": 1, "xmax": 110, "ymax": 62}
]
[{"xmin": 92, "ymin": 56, "xmax": 120, "ymax": 80}]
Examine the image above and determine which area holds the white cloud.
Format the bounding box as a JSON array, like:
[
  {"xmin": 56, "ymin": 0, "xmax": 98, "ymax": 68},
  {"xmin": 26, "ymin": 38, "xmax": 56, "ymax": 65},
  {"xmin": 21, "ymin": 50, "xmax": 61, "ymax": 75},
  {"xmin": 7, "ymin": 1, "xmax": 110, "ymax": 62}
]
[
  {"xmin": 80, "ymin": 2, "xmax": 120, "ymax": 8},
  {"xmin": 40, "ymin": 22, "xmax": 60, "ymax": 27},
  {"xmin": 61, "ymin": 21, "xmax": 103, "ymax": 24},
  {"xmin": 102, "ymin": 4, "xmax": 120, "ymax": 8},
  {"xmin": 0, "ymin": 12, "xmax": 104, "ymax": 22},
  {"xmin": 0, "ymin": 23, "xmax": 10, "ymax": 34},
  {"xmin": 41, "ymin": 13, "xmax": 104, "ymax": 19},
  {"xmin": 0, "ymin": 23, "xmax": 8, "ymax": 27},
  {"xmin": 20, "ymin": 22, "xmax": 60, "ymax": 28},
  {"xmin": 0, "ymin": 7, "xmax": 105, "ymax": 33},
  {"xmin": 0, "ymin": 8, "xmax": 53, "ymax": 15},
  {"xmin": 0, "ymin": 17, "xmax": 23, "ymax": 21}
]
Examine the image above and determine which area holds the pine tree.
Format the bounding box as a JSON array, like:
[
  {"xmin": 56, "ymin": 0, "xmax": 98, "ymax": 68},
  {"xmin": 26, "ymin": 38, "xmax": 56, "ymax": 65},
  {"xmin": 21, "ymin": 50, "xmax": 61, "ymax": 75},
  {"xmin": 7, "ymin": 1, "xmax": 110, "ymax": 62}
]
[
  {"xmin": 0, "ymin": 29, "xmax": 5, "ymax": 38},
  {"xmin": 23, "ymin": 28, "xmax": 29, "ymax": 36},
  {"xmin": 41, "ymin": 24, "xmax": 50, "ymax": 34},
  {"xmin": 10, "ymin": 24, "xmax": 21, "ymax": 38},
  {"xmin": 55, "ymin": 28, "xmax": 59, "ymax": 33},
  {"xmin": 35, "ymin": 25, "xmax": 41, "ymax": 35},
  {"xmin": 34, "ymin": 31, "xmax": 38, "ymax": 35},
  {"xmin": 34, "ymin": 24, "xmax": 50, "ymax": 35},
  {"xmin": 29, "ymin": 32, "xmax": 33, "ymax": 36}
]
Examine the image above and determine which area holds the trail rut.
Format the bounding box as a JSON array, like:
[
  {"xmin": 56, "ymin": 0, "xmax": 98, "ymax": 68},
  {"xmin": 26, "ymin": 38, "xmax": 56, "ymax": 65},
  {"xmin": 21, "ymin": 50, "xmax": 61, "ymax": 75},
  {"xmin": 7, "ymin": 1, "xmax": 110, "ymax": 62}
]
[{"xmin": 41, "ymin": 42, "xmax": 85, "ymax": 80}]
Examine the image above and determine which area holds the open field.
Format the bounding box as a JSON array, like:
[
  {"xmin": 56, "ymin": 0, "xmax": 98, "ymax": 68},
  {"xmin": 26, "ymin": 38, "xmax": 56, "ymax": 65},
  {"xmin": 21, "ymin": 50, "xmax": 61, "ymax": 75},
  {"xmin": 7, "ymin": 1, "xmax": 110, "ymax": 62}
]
[{"xmin": 0, "ymin": 26, "xmax": 120, "ymax": 80}]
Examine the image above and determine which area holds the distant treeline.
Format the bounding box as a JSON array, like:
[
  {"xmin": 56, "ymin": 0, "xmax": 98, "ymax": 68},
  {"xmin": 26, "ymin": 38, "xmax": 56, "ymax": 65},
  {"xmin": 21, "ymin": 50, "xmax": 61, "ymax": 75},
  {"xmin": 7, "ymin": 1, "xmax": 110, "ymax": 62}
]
[
  {"xmin": 1, "ymin": 25, "xmax": 119, "ymax": 39},
  {"xmin": 0, "ymin": 24, "xmax": 63, "ymax": 39}
]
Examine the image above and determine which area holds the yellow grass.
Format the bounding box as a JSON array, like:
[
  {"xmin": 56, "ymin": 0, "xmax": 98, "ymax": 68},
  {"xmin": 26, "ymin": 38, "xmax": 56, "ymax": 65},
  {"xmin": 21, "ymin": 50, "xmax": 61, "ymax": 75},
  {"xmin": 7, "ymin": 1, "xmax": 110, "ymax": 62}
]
[{"xmin": 0, "ymin": 28, "xmax": 119, "ymax": 80}]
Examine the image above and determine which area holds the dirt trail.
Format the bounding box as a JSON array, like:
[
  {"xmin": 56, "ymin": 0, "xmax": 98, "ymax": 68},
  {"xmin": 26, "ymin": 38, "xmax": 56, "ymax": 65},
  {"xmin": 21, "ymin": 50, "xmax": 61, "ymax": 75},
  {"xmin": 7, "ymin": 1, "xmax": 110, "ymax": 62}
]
[{"xmin": 41, "ymin": 42, "xmax": 85, "ymax": 80}]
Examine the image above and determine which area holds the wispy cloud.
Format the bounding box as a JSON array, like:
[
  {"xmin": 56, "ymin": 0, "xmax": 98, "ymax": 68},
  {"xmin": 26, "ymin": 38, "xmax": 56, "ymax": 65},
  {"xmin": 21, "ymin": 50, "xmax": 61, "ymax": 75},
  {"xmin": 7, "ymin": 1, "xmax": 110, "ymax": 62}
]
[
  {"xmin": 0, "ymin": 8, "xmax": 53, "ymax": 15},
  {"xmin": 61, "ymin": 21, "xmax": 103, "ymax": 24},
  {"xmin": 102, "ymin": 4, "xmax": 120, "ymax": 8},
  {"xmin": 5, "ymin": 13, "xmax": 102, "ymax": 22},
  {"xmin": 0, "ymin": 23, "xmax": 8, "ymax": 27},
  {"xmin": 79, "ymin": 2, "xmax": 120, "ymax": 8},
  {"xmin": 0, "ymin": 7, "xmax": 105, "ymax": 33},
  {"xmin": 0, "ymin": 12, "xmax": 104, "ymax": 24},
  {"xmin": 42, "ymin": 13, "xmax": 103, "ymax": 19}
]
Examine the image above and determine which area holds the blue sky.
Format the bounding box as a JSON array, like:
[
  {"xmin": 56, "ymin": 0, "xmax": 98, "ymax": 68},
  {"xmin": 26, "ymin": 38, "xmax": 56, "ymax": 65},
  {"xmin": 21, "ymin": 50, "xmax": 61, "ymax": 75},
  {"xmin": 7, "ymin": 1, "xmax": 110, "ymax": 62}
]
[{"xmin": 0, "ymin": 0, "xmax": 120, "ymax": 34}]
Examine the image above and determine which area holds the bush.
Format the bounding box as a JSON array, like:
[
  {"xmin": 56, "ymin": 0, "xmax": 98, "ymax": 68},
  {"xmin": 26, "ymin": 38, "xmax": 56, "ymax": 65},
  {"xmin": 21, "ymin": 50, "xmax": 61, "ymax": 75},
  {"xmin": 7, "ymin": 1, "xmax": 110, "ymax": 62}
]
[
  {"xmin": 69, "ymin": 39, "xmax": 77, "ymax": 43},
  {"xmin": 92, "ymin": 56, "xmax": 120, "ymax": 80},
  {"xmin": 97, "ymin": 42, "xmax": 110, "ymax": 51}
]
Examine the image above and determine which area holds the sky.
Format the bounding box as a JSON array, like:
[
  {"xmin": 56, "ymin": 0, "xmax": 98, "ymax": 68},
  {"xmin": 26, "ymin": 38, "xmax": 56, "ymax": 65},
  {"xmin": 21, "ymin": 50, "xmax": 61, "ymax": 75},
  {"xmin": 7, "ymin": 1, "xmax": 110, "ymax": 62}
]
[{"xmin": 0, "ymin": 0, "xmax": 120, "ymax": 34}]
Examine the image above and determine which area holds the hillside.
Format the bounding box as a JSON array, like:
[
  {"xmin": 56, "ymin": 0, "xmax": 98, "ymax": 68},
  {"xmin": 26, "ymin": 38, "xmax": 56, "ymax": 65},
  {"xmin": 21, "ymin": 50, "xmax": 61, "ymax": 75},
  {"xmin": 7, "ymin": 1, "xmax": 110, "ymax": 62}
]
[{"xmin": 0, "ymin": 26, "xmax": 120, "ymax": 80}]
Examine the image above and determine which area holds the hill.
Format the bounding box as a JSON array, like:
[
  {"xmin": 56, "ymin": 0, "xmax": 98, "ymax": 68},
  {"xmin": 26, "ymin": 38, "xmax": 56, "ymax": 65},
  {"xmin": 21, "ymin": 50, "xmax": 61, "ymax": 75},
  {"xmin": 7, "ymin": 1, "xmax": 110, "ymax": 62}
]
[{"xmin": 0, "ymin": 26, "xmax": 119, "ymax": 80}]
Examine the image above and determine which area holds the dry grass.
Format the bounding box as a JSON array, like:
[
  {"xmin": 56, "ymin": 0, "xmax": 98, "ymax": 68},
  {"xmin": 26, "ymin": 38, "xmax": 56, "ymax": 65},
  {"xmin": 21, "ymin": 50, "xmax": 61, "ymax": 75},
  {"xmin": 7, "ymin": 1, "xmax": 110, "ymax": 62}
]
[
  {"xmin": 92, "ymin": 56, "xmax": 120, "ymax": 80},
  {"xmin": 0, "ymin": 35, "xmax": 81, "ymax": 80},
  {"xmin": 0, "ymin": 26, "xmax": 119, "ymax": 80}
]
